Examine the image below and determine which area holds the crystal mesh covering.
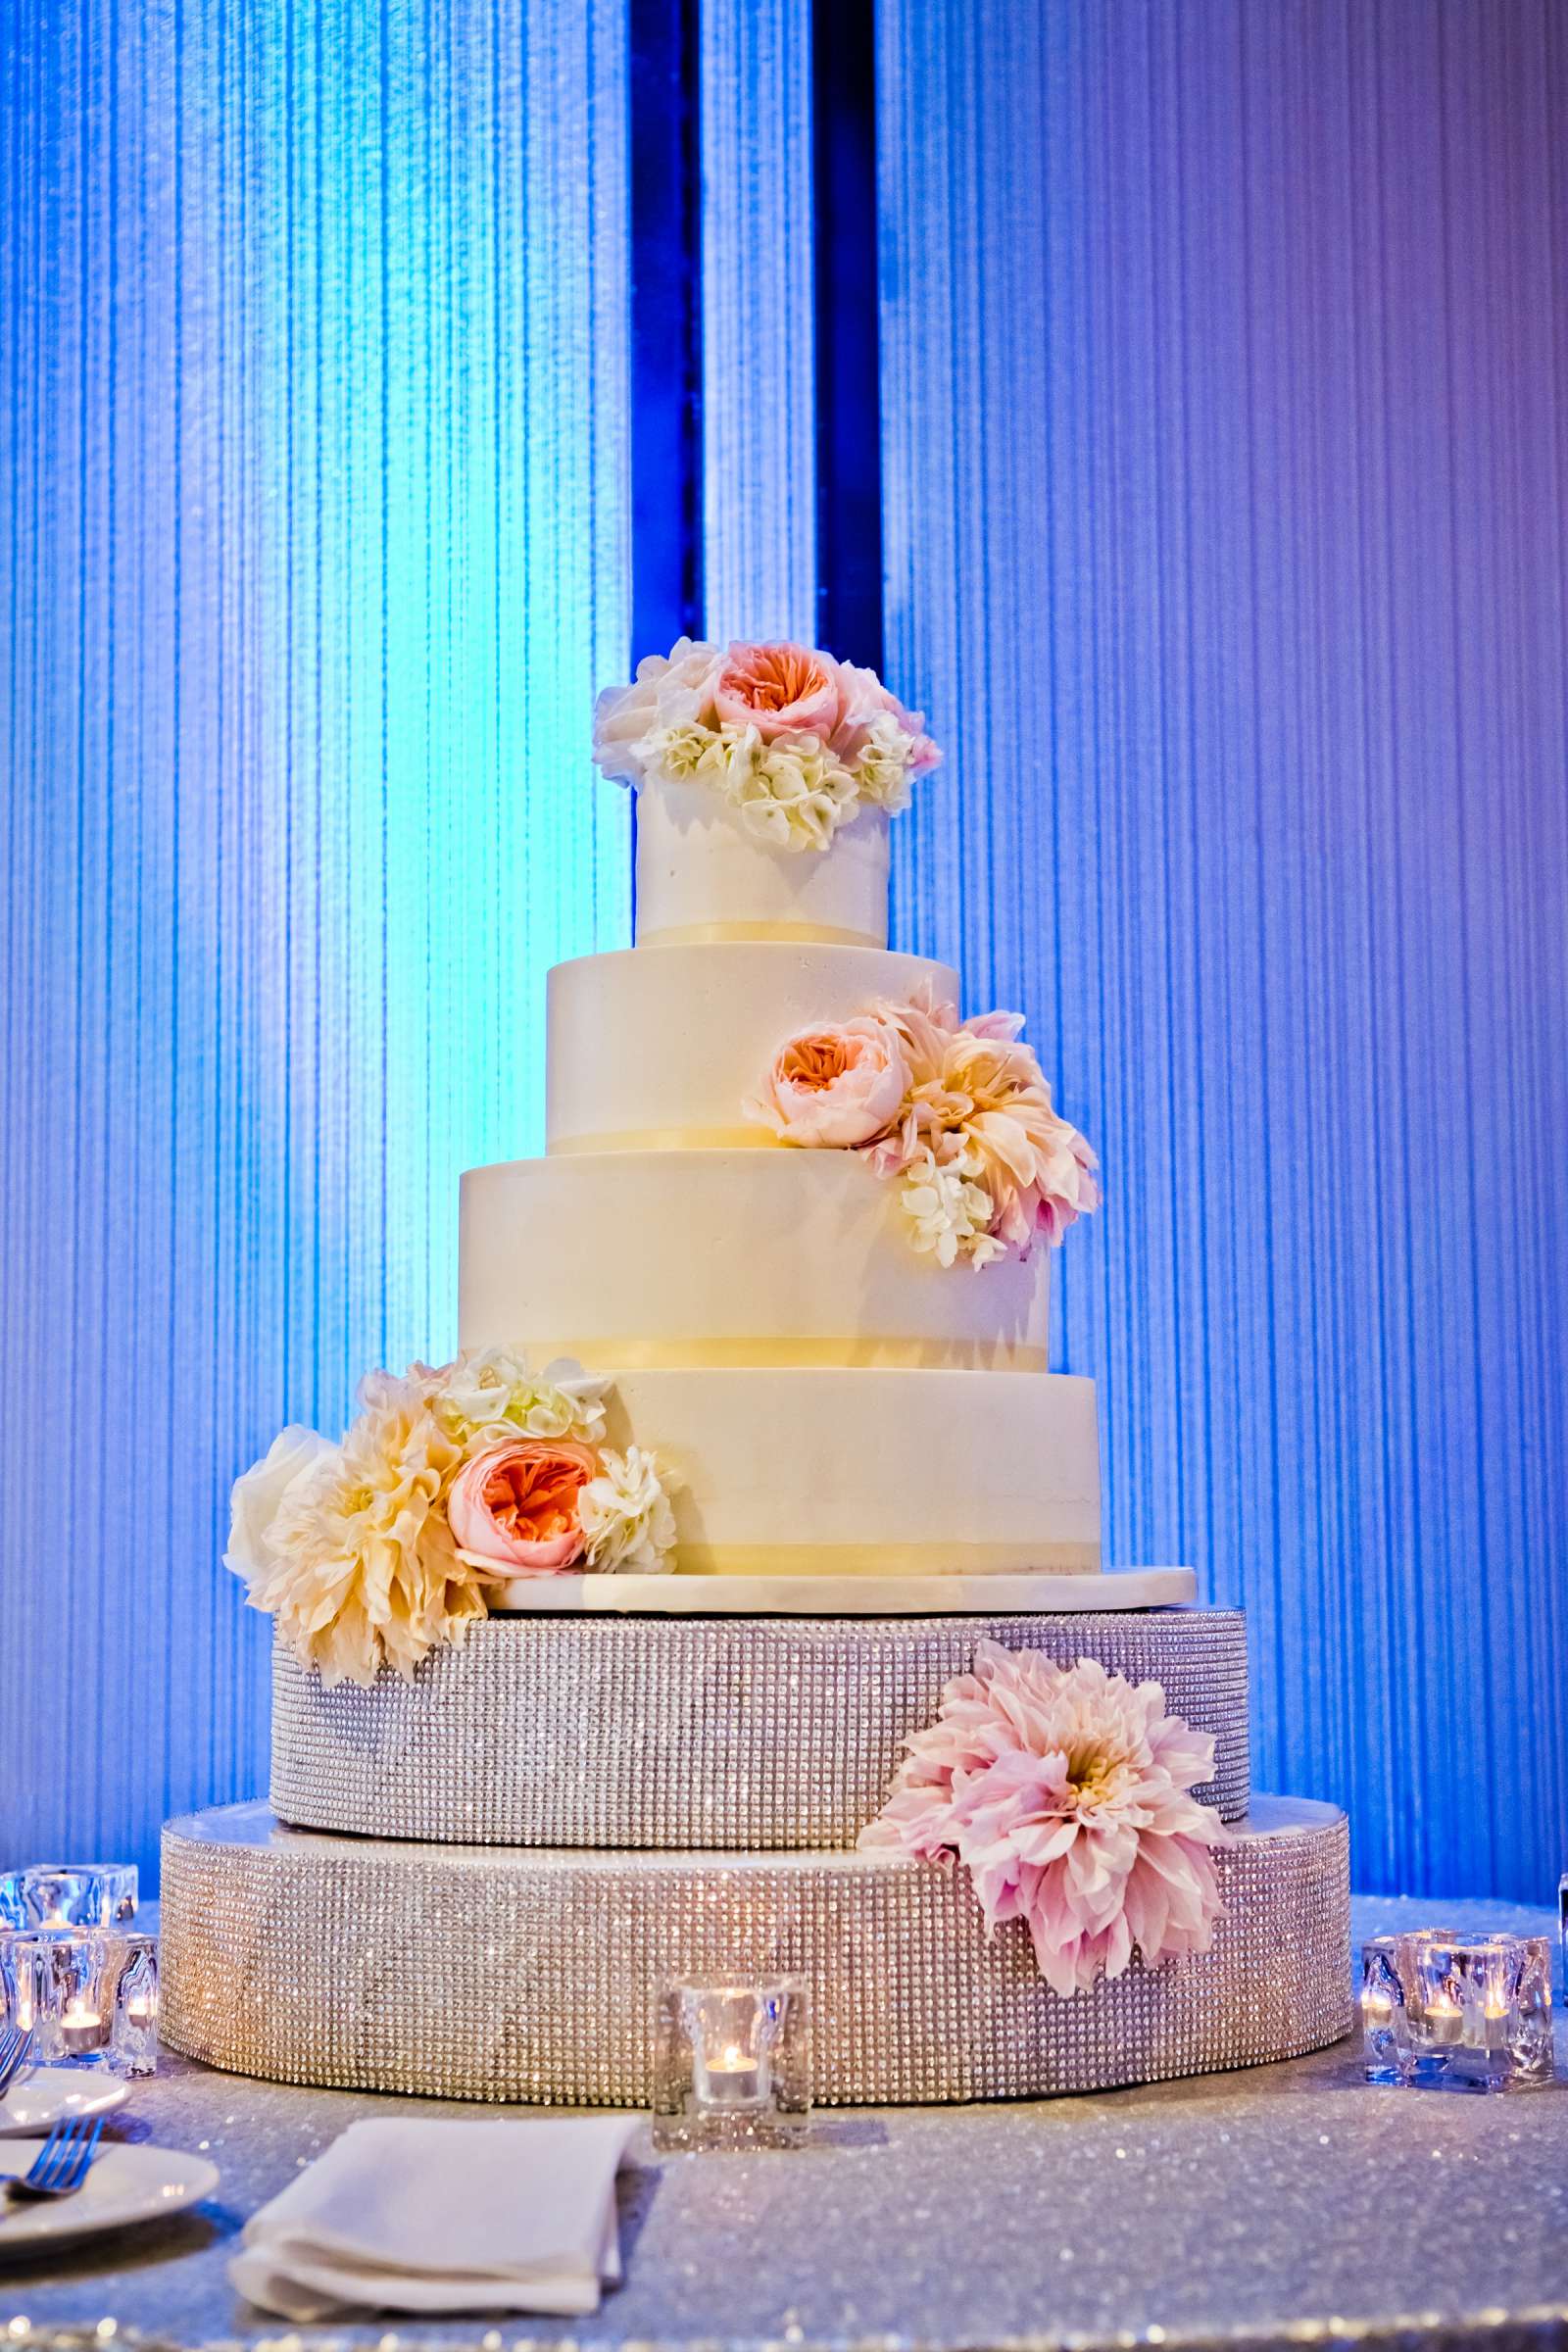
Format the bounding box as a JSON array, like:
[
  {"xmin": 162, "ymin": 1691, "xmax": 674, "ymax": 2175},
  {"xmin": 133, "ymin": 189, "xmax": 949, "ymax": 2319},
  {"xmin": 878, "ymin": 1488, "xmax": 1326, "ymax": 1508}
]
[
  {"xmin": 159, "ymin": 1798, "xmax": 1350, "ymax": 2106},
  {"xmin": 269, "ymin": 1609, "xmax": 1252, "ymax": 1847}
]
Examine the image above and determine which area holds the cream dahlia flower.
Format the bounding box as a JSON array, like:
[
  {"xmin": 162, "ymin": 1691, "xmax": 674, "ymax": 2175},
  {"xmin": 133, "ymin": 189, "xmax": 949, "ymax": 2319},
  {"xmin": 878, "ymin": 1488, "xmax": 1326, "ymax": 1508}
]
[
  {"xmin": 860, "ymin": 1644, "xmax": 1227, "ymax": 1996},
  {"xmin": 864, "ymin": 985, "xmax": 1100, "ymax": 1259},
  {"xmin": 247, "ymin": 1374, "xmax": 480, "ymax": 1689},
  {"xmin": 578, "ymin": 1445, "xmax": 678, "ymax": 1572}
]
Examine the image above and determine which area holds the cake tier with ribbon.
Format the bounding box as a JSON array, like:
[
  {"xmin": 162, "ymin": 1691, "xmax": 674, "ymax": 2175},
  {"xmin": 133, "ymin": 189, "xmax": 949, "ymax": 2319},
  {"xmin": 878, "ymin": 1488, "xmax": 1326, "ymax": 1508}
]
[
  {"xmin": 547, "ymin": 940, "xmax": 956, "ymax": 1152},
  {"xmin": 444, "ymin": 1352, "xmax": 1101, "ymax": 1575},
  {"xmin": 459, "ymin": 1152, "xmax": 1053, "ymax": 1372},
  {"xmin": 270, "ymin": 1608, "xmax": 1251, "ymax": 1849},
  {"xmin": 159, "ymin": 1798, "xmax": 1352, "ymax": 2107}
]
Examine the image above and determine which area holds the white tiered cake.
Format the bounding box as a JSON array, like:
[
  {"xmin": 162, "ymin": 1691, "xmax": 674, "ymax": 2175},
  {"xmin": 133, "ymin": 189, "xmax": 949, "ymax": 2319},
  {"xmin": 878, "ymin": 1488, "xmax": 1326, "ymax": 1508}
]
[
  {"xmin": 461, "ymin": 777, "xmax": 1109, "ymax": 1599},
  {"xmin": 159, "ymin": 638, "xmax": 1351, "ymax": 2107}
]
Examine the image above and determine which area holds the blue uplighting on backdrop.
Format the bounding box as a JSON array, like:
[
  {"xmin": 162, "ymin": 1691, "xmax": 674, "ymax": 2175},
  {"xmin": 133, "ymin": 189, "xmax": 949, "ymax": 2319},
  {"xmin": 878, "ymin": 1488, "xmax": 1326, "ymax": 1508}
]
[{"xmin": 2, "ymin": 0, "xmax": 1564, "ymax": 1899}]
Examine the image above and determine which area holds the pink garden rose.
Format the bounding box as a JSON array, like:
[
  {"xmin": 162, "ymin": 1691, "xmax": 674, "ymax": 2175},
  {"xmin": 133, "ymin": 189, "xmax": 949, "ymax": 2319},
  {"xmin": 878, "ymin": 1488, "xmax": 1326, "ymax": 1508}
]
[
  {"xmin": 860, "ymin": 1643, "xmax": 1226, "ymax": 1996},
  {"xmin": 712, "ymin": 642, "xmax": 847, "ymax": 743},
  {"xmin": 745, "ymin": 1015, "xmax": 909, "ymax": 1148},
  {"xmin": 446, "ymin": 1439, "xmax": 601, "ymax": 1574}
]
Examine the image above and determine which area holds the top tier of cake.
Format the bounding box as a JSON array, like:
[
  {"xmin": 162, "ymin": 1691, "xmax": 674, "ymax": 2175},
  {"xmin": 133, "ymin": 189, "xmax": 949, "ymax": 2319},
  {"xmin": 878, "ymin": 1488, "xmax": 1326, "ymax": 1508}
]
[{"xmin": 634, "ymin": 776, "xmax": 891, "ymax": 947}]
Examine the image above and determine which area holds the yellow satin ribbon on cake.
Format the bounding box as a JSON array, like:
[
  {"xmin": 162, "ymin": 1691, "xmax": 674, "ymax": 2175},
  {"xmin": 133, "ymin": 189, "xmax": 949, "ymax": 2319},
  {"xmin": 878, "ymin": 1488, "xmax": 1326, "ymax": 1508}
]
[
  {"xmin": 669, "ymin": 1542, "xmax": 1100, "ymax": 1576},
  {"xmin": 635, "ymin": 920, "xmax": 883, "ymax": 950},
  {"xmin": 548, "ymin": 1127, "xmax": 776, "ymax": 1154},
  {"xmin": 534, "ymin": 1335, "xmax": 1050, "ymax": 1371}
]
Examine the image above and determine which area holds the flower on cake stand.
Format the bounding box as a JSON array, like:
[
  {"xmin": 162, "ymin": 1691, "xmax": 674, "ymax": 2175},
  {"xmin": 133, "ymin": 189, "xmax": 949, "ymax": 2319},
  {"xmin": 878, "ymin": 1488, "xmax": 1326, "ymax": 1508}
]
[
  {"xmin": 859, "ymin": 1643, "xmax": 1228, "ymax": 1995},
  {"xmin": 592, "ymin": 636, "xmax": 940, "ymax": 851},
  {"xmin": 225, "ymin": 1348, "xmax": 678, "ymax": 1684}
]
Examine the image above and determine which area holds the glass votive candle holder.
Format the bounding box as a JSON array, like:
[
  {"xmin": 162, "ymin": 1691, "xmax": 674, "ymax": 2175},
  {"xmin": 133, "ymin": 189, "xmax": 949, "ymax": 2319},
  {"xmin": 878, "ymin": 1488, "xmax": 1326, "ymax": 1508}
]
[
  {"xmin": 0, "ymin": 1864, "xmax": 138, "ymax": 1932},
  {"xmin": 1358, "ymin": 1935, "xmax": 1405, "ymax": 2082},
  {"xmin": 652, "ymin": 1977, "xmax": 811, "ymax": 2150},
  {"xmin": 108, "ymin": 1931, "xmax": 160, "ymax": 2079},
  {"xmin": 0, "ymin": 1926, "xmax": 159, "ymax": 2077},
  {"xmin": 1391, "ymin": 1930, "xmax": 1554, "ymax": 2092}
]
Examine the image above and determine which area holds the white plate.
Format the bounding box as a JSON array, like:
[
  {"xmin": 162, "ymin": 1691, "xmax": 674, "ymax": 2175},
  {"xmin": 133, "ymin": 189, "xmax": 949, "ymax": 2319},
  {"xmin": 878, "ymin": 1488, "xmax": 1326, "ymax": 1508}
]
[
  {"xmin": 0, "ymin": 2068, "xmax": 128, "ymax": 2137},
  {"xmin": 0, "ymin": 2138, "xmax": 220, "ymax": 2258}
]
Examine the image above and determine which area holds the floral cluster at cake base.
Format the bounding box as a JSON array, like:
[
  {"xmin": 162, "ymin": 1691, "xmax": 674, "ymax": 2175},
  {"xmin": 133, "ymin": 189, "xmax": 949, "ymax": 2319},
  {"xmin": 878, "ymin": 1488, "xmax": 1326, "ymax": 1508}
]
[
  {"xmin": 859, "ymin": 1643, "xmax": 1227, "ymax": 1994},
  {"xmin": 747, "ymin": 983, "xmax": 1100, "ymax": 1268},
  {"xmin": 225, "ymin": 1349, "xmax": 676, "ymax": 1687},
  {"xmin": 593, "ymin": 636, "xmax": 940, "ymax": 851}
]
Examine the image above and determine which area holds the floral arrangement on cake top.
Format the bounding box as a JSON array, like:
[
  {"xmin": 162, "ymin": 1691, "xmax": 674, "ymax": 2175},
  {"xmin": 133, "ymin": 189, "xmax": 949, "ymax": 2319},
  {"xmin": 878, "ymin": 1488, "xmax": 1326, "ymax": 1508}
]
[
  {"xmin": 224, "ymin": 1348, "xmax": 676, "ymax": 1688},
  {"xmin": 745, "ymin": 983, "xmax": 1099, "ymax": 1268},
  {"xmin": 859, "ymin": 1643, "xmax": 1228, "ymax": 1995},
  {"xmin": 592, "ymin": 636, "xmax": 941, "ymax": 852}
]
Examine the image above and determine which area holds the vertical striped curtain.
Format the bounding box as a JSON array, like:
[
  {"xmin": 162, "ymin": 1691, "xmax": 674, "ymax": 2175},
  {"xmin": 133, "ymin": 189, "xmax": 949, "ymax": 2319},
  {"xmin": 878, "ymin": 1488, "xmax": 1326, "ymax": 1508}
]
[
  {"xmin": 877, "ymin": 0, "xmax": 1568, "ymax": 1899},
  {"xmin": 0, "ymin": 0, "xmax": 631, "ymax": 1875}
]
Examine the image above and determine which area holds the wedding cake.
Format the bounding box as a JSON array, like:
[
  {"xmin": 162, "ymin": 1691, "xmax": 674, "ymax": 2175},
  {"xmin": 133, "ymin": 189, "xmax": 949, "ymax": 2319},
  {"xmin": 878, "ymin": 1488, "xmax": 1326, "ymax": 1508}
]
[{"xmin": 159, "ymin": 638, "xmax": 1351, "ymax": 2105}]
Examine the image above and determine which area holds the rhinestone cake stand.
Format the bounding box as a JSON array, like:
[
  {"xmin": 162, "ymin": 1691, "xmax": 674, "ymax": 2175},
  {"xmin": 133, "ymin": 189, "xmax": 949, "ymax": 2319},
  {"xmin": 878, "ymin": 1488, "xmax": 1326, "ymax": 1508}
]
[
  {"xmin": 159, "ymin": 1797, "xmax": 1352, "ymax": 2105},
  {"xmin": 270, "ymin": 1610, "xmax": 1254, "ymax": 1848}
]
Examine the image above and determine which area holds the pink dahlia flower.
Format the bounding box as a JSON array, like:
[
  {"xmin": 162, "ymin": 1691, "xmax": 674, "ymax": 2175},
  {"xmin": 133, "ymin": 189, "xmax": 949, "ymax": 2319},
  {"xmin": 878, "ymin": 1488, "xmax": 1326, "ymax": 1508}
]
[{"xmin": 859, "ymin": 1643, "xmax": 1227, "ymax": 1995}]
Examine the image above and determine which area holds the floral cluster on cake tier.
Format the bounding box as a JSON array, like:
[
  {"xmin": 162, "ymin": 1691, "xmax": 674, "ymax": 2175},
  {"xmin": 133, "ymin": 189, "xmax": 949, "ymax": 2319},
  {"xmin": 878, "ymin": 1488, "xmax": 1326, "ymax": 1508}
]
[
  {"xmin": 746, "ymin": 982, "xmax": 1100, "ymax": 1268},
  {"xmin": 592, "ymin": 636, "xmax": 941, "ymax": 851},
  {"xmin": 859, "ymin": 1643, "xmax": 1228, "ymax": 1994},
  {"xmin": 225, "ymin": 1350, "xmax": 675, "ymax": 1687}
]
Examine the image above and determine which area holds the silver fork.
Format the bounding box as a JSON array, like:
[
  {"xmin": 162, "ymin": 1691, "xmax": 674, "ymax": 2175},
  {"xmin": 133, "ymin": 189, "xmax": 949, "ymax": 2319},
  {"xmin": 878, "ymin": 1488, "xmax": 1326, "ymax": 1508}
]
[
  {"xmin": 4, "ymin": 2113, "xmax": 104, "ymax": 2204},
  {"xmin": 0, "ymin": 2027, "xmax": 35, "ymax": 2100}
]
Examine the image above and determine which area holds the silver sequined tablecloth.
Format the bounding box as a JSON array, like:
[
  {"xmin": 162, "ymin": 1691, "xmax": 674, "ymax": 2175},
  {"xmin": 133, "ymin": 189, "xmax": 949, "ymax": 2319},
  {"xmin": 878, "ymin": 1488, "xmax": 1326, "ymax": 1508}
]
[{"xmin": 3, "ymin": 1898, "xmax": 1566, "ymax": 2352}]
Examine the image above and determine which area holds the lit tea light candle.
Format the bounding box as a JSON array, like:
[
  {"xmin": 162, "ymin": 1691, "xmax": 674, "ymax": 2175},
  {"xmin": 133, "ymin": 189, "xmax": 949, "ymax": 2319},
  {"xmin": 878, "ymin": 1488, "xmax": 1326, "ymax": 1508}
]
[
  {"xmin": 695, "ymin": 2040, "xmax": 768, "ymax": 2110},
  {"xmin": 1425, "ymin": 1993, "xmax": 1462, "ymax": 2044},
  {"xmin": 60, "ymin": 2003, "xmax": 106, "ymax": 2056}
]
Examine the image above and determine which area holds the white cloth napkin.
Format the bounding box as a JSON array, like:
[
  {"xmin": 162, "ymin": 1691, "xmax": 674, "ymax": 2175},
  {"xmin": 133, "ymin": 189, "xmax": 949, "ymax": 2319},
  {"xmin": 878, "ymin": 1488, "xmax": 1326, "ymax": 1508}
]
[{"xmin": 228, "ymin": 2116, "xmax": 643, "ymax": 2320}]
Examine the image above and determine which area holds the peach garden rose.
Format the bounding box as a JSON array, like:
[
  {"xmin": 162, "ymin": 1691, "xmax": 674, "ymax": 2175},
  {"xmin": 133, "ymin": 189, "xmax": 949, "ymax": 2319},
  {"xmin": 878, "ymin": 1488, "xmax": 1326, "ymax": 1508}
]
[
  {"xmin": 446, "ymin": 1438, "xmax": 602, "ymax": 1575},
  {"xmin": 744, "ymin": 1015, "xmax": 909, "ymax": 1149},
  {"xmin": 711, "ymin": 641, "xmax": 847, "ymax": 742}
]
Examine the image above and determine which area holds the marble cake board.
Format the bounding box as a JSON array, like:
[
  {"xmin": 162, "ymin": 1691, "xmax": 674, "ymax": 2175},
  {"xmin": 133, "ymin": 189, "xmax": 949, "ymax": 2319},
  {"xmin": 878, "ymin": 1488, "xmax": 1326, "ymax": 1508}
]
[
  {"xmin": 159, "ymin": 1798, "xmax": 1352, "ymax": 2108},
  {"xmin": 489, "ymin": 1565, "xmax": 1198, "ymax": 1614}
]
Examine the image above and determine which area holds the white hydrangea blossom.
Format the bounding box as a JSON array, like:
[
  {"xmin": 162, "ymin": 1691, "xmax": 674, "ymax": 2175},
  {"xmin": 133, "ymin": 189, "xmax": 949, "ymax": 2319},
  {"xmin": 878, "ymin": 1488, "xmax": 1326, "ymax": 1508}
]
[
  {"xmin": 429, "ymin": 1347, "xmax": 609, "ymax": 1447},
  {"xmin": 578, "ymin": 1446, "xmax": 678, "ymax": 1573},
  {"xmin": 899, "ymin": 1146, "xmax": 1008, "ymax": 1270},
  {"xmin": 851, "ymin": 711, "xmax": 920, "ymax": 813}
]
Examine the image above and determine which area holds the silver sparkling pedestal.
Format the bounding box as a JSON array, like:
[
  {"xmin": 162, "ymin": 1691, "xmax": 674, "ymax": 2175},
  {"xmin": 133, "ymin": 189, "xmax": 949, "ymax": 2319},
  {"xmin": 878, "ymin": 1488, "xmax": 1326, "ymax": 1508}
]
[
  {"xmin": 159, "ymin": 1797, "xmax": 1351, "ymax": 2107},
  {"xmin": 270, "ymin": 1608, "xmax": 1253, "ymax": 1848}
]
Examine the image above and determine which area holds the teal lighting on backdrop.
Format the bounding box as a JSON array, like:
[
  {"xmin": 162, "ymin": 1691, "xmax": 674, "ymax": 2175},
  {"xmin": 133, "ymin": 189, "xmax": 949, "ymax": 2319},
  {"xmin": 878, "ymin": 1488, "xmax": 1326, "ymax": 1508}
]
[{"xmin": 0, "ymin": 0, "xmax": 631, "ymax": 1872}]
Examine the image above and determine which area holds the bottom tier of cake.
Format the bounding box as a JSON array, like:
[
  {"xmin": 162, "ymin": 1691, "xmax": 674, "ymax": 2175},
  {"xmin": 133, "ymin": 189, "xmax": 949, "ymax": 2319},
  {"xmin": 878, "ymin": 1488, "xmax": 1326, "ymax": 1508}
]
[{"xmin": 160, "ymin": 1799, "xmax": 1351, "ymax": 2106}]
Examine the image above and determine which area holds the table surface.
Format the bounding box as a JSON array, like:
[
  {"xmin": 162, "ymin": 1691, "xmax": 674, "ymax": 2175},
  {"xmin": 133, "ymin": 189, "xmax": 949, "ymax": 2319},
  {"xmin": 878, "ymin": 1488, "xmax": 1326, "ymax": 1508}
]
[{"xmin": 3, "ymin": 1895, "xmax": 1565, "ymax": 2352}]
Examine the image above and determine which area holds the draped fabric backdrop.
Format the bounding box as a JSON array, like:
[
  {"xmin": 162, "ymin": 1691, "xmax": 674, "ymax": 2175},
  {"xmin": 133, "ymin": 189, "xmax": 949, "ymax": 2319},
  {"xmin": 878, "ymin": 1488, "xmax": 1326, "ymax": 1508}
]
[{"xmin": 2, "ymin": 0, "xmax": 1564, "ymax": 1900}]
